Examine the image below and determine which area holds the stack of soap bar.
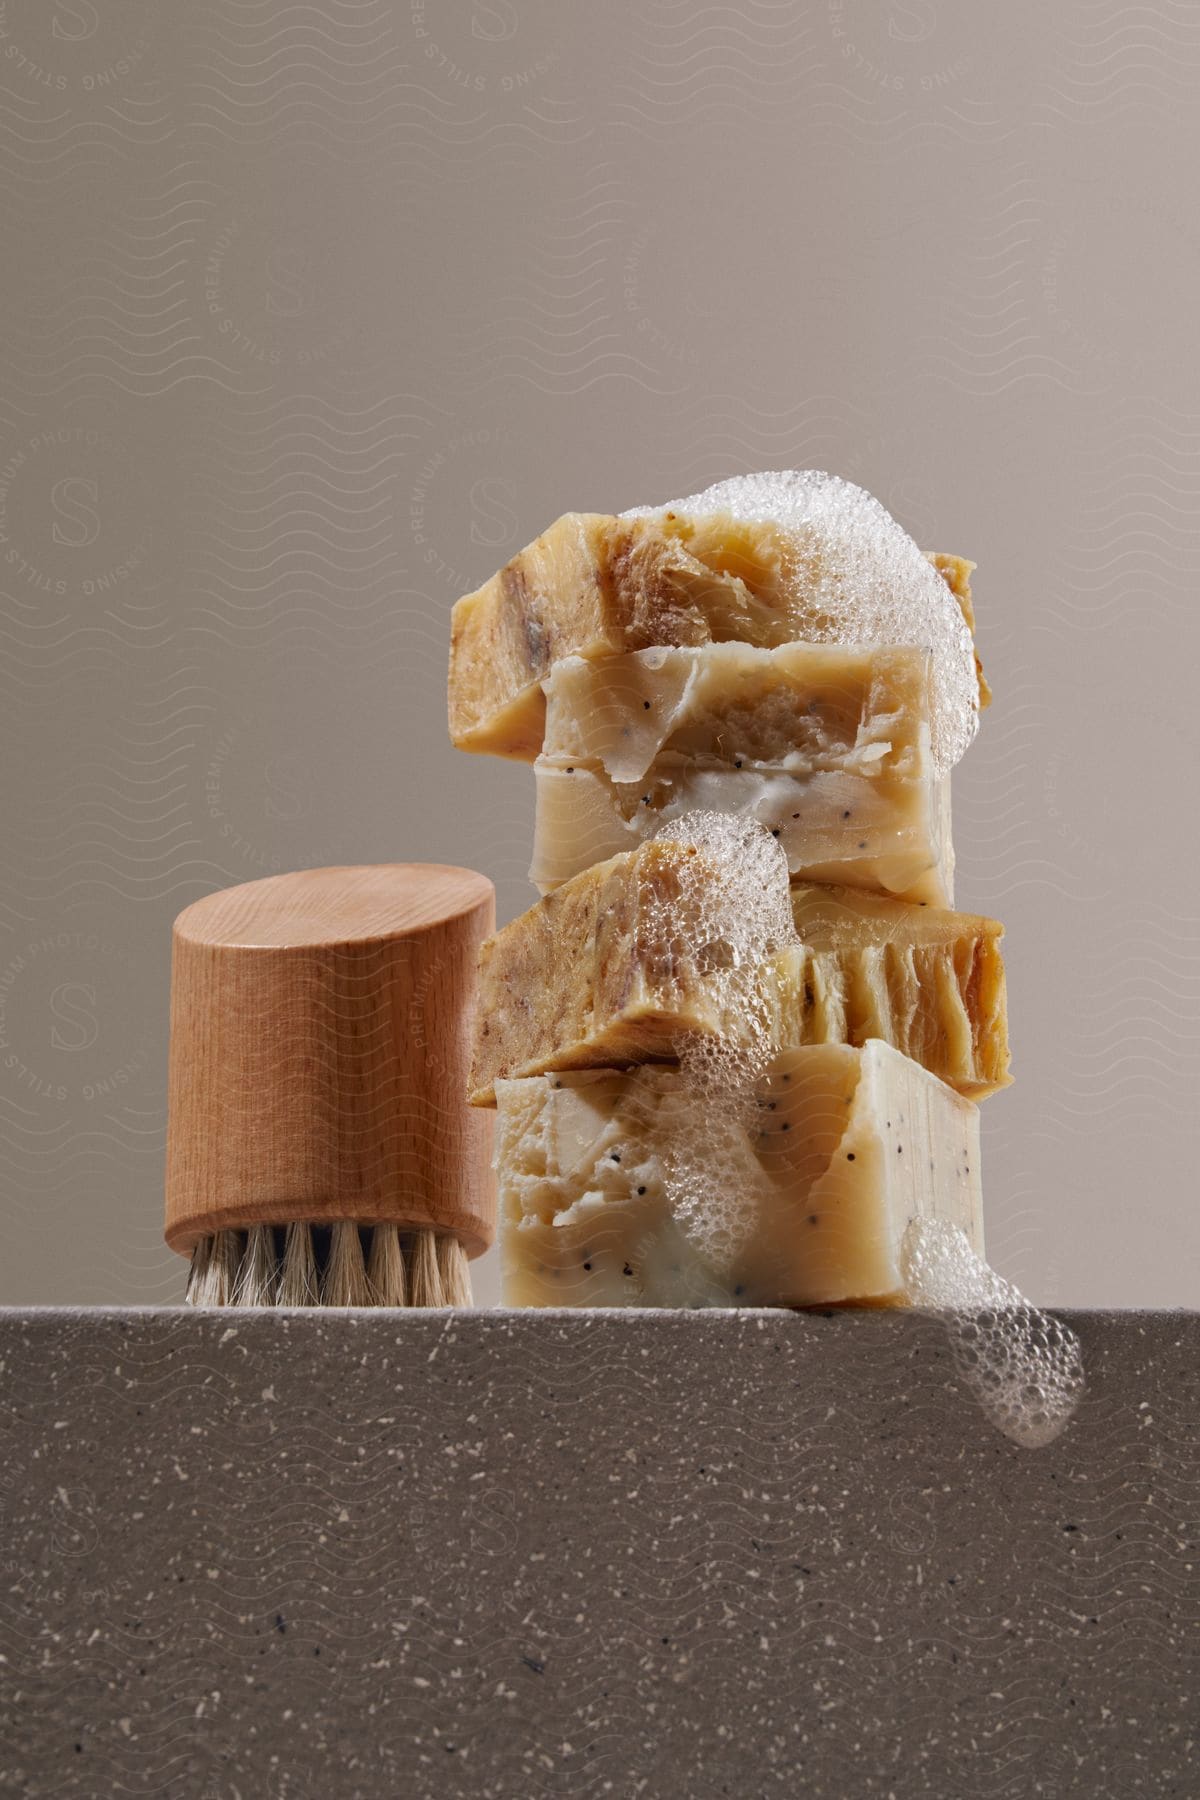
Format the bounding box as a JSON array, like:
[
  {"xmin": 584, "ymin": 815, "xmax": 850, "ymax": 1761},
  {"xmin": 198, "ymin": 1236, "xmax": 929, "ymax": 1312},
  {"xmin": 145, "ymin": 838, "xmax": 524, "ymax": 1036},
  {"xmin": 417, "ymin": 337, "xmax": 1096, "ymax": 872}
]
[
  {"xmin": 532, "ymin": 640, "xmax": 954, "ymax": 903},
  {"xmin": 447, "ymin": 473, "xmax": 1005, "ymax": 1310},
  {"xmin": 495, "ymin": 1039, "xmax": 983, "ymax": 1308},
  {"xmin": 469, "ymin": 839, "xmax": 1009, "ymax": 1105}
]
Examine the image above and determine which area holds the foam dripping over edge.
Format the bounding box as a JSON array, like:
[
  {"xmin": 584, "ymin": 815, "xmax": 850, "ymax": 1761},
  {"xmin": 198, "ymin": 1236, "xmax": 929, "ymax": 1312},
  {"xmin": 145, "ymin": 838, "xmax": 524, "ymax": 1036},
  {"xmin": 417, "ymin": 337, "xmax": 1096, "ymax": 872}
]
[
  {"xmin": 647, "ymin": 807, "xmax": 1083, "ymax": 1450},
  {"xmin": 901, "ymin": 1217, "xmax": 1084, "ymax": 1449}
]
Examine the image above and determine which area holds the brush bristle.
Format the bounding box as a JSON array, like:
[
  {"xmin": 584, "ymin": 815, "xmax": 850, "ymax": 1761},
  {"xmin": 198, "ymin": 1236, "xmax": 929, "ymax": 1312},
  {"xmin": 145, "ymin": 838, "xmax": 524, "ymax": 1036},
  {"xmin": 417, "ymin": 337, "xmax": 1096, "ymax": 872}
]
[
  {"xmin": 279, "ymin": 1221, "xmax": 320, "ymax": 1306},
  {"xmin": 233, "ymin": 1224, "xmax": 278, "ymax": 1306},
  {"xmin": 186, "ymin": 1229, "xmax": 244, "ymax": 1306},
  {"xmin": 366, "ymin": 1223, "xmax": 407, "ymax": 1306},
  {"xmin": 185, "ymin": 1235, "xmax": 211, "ymax": 1306},
  {"xmin": 436, "ymin": 1233, "xmax": 473, "ymax": 1307},
  {"xmin": 408, "ymin": 1229, "xmax": 444, "ymax": 1307},
  {"xmin": 322, "ymin": 1220, "xmax": 372, "ymax": 1306},
  {"xmin": 183, "ymin": 1223, "xmax": 473, "ymax": 1308}
]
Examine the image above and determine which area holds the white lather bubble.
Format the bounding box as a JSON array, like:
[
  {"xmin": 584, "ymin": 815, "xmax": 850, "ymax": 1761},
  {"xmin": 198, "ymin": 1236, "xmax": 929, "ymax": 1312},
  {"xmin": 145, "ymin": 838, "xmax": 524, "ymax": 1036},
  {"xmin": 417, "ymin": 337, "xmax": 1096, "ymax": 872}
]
[
  {"xmin": 644, "ymin": 810, "xmax": 795, "ymax": 1279},
  {"xmin": 643, "ymin": 812, "xmax": 1082, "ymax": 1450},
  {"xmin": 624, "ymin": 470, "xmax": 980, "ymax": 775},
  {"xmin": 901, "ymin": 1218, "xmax": 1084, "ymax": 1449}
]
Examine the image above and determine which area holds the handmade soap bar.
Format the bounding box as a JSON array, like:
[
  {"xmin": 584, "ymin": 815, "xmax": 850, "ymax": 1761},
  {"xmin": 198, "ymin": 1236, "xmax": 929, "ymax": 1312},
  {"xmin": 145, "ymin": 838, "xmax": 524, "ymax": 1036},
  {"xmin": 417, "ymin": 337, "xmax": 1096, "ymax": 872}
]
[
  {"xmin": 447, "ymin": 502, "xmax": 985, "ymax": 759},
  {"xmin": 531, "ymin": 764, "xmax": 952, "ymax": 904},
  {"xmin": 496, "ymin": 1039, "xmax": 984, "ymax": 1308},
  {"xmin": 470, "ymin": 840, "xmax": 1010, "ymax": 1104},
  {"xmin": 542, "ymin": 639, "xmax": 935, "ymax": 779},
  {"xmin": 532, "ymin": 640, "xmax": 952, "ymax": 904}
]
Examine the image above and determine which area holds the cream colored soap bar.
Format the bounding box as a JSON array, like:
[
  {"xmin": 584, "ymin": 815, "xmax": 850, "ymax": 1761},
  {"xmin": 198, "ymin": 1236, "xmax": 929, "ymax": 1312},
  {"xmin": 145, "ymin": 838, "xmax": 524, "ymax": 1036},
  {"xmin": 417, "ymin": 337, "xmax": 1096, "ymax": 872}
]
[
  {"xmin": 532, "ymin": 763, "xmax": 952, "ymax": 905},
  {"xmin": 532, "ymin": 640, "xmax": 953, "ymax": 904},
  {"xmin": 447, "ymin": 502, "xmax": 986, "ymax": 757},
  {"xmin": 542, "ymin": 639, "xmax": 935, "ymax": 780},
  {"xmin": 496, "ymin": 1039, "xmax": 984, "ymax": 1308},
  {"xmin": 470, "ymin": 840, "xmax": 1010, "ymax": 1105}
]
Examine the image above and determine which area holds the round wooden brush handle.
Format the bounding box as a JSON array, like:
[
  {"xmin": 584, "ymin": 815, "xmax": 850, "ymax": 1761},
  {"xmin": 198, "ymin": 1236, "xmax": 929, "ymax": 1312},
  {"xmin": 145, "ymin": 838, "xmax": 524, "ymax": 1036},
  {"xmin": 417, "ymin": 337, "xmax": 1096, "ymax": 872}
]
[{"xmin": 164, "ymin": 864, "xmax": 495, "ymax": 1257}]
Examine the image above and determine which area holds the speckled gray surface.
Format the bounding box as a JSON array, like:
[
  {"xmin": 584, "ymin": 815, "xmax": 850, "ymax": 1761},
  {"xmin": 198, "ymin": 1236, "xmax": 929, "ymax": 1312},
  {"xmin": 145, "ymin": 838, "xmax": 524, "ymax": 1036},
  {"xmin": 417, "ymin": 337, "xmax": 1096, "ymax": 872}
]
[{"xmin": 0, "ymin": 1309, "xmax": 1196, "ymax": 1798}]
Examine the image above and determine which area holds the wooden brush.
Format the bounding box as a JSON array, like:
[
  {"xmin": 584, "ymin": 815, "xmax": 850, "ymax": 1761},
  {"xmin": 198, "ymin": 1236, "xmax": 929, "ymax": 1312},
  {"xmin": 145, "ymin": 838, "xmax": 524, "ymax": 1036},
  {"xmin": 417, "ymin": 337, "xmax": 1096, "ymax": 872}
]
[{"xmin": 164, "ymin": 864, "xmax": 495, "ymax": 1307}]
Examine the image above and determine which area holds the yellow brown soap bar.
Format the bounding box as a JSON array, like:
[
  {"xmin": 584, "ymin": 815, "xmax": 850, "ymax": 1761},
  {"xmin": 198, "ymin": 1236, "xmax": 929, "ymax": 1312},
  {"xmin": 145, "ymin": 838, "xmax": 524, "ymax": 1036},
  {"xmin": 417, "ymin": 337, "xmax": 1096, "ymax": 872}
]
[
  {"xmin": 469, "ymin": 838, "xmax": 1010, "ymax": 1105},
  {"xmin": 447, "ymin": 507, "xmax": 987, "ymax": 758},
  {"xmin": 532, "ymin": 639, "xmax": 953, "ymax": 904}
]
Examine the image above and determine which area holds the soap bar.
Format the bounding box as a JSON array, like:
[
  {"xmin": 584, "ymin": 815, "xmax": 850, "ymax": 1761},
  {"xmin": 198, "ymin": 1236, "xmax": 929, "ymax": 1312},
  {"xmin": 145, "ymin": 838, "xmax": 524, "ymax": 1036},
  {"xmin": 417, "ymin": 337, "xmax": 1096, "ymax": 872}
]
[
  {"xmin": 542, "ymin": 639, "xmax": 935, "ymax": 779},
  {"xmin": 531, "ymin": 763, "xmax": 952, "ymax": 905},
  {"xmin": 447, "ymin": 506, "xmax": 985, "ymax": 757},
  {"xmin": 532, "ymin": 640, "xmax": 952, "ymax": 904},
  {"xmin": 470, "ymin": 840, "xmax": 1010, "ymax": 1104},
  {"xmin": 496, "ymin": 1039, "xmax": 984, "ymax": 1308}
]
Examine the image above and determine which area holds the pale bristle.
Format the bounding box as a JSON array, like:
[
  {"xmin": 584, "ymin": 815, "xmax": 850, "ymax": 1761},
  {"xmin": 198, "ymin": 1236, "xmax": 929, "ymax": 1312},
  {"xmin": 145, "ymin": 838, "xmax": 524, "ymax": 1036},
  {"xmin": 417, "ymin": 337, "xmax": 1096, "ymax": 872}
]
[
  {"xmin": 233, "ymin": 1224, "xmax": 278, "ymax": 1307},
  {"xmin": 182, "ymin": 1221, "xmax": 472, "ymax": 1308},
  {"xmin": 435, "ymin": 1234, "xmax": 472, "ymax": 1307},
  {"xmin": 187, "ymin": 1230, "xmax": 243, "ymax": 1306},
  {"xmin": 184, "ymin": 1233, "xmax": 214, "ymax": 1306},
  {"xmin": 322, "ymin": 1221, "xmax": 372, "ymax": 1306},
  {"xmin": 408, "ymin": 1229, "xmax": 445, "ymax": 1307},
  {"xmin": 279, "ymin": 1221, "xmax": 320, "ymax": 1306},
  {"xmin": 366, "ymin": 1224, "xmax": 407, "ymax": 1306}
]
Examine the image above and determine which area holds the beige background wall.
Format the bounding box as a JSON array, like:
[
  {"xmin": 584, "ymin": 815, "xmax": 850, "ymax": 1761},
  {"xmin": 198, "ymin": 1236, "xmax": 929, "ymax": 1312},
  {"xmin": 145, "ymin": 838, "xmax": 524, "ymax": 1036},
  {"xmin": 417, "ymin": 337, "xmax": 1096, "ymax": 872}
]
[{"xmin": 1, "ymin": 1, "xmax": 1195, "ymax": 1308}]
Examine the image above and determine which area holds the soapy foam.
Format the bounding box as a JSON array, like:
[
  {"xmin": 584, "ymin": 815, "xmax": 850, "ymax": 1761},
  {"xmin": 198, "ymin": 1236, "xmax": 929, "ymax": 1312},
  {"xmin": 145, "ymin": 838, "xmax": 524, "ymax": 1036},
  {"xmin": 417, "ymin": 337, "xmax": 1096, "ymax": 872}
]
[
  {"xmin": 901, "ymin": 1218, "xmax": 1084, "ymax": 1449},
  {"xmin": 624, "ymin": 470, "xmax": 979, "ymax": 775},
  {"xmin": 644, "ymin": 810, "xmax": 794, "ymax": 1277},
  {"xmin": 646, "ymin": 807, "xmax": 1082, "ymax": 1448}
]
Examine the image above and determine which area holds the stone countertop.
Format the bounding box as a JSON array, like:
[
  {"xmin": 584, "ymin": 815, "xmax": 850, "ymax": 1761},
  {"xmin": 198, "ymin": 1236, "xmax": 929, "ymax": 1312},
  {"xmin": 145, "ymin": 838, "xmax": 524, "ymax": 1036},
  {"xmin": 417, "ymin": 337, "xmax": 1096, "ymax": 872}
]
[{"xmin": 0, "ymin": 1307, "xmax": 1196, "ymax": 1798}]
